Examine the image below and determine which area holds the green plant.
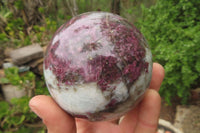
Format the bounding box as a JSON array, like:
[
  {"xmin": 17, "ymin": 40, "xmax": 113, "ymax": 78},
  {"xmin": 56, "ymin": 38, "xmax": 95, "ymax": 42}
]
[
  {"xmin": 137, "ymin": 0, "xmax": 200, "ymax": 104},
  {"xmin": 35, "ymin": 77, "xmax": 50, "ymax": 95},
  {"xmin": 0, "ymin": 0, "xmax": 60, "ymax": 47},
  {"xmin": 0, "ymin": 68, "xmax": 48, "ymax": 132},
  {"xmin": 0, "ymin": 97, "xmax": 45, "ymax": 132},
  {"xmin": 77, "ymin": 0, "xmax": 111, "ymax": 13},
  {"xmin": 0, "ymin": 67, "xmax": 35, "ymax": 89}
]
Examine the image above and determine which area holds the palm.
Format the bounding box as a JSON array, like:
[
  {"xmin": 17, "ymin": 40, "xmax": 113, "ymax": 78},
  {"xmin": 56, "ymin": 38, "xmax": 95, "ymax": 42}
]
[
  {"xmin": 75, "ymin": 118, "xmax": 123, "ymax": 133},
  {"xmin": 29, "ymin": 63, "xmax": 164, "ymax": 133},
  {"xmin": 75, "ymin": 89, "xmax": 159, "ymax": 133}
]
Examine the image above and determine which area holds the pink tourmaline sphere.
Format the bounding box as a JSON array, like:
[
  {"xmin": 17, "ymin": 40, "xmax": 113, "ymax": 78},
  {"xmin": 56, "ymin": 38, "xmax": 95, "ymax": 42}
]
[{"xmin": 44, "ymin": 12, "xmax": 152, "ymax": 121}]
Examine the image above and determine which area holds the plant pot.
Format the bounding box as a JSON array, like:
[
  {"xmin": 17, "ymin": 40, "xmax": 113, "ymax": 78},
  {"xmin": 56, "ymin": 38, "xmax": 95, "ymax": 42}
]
[{"xmin": 2, "ymin": 84, "xmax": 26, "ymax": 102}]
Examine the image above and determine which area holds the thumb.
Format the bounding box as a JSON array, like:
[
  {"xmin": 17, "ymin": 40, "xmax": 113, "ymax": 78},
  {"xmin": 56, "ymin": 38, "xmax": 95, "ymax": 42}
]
[{"xmin": 29, "ymin": 95, "xmax": 76, "ymax": 133}]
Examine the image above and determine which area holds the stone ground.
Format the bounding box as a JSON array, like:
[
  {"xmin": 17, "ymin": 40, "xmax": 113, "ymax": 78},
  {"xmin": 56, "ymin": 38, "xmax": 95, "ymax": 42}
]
[
  {"xmin": 175, "ymin": 105, "xmax": 200, "ymax": 133},
  {"xmin": 160, "ymin": 97, "xmax": 200, "ymax": 133}
]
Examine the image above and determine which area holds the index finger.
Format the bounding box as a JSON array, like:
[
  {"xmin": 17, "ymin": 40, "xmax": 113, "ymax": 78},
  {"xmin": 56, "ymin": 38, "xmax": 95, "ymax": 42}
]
[{"xmin": 149, "ymin": 63, "xmax": 165, "ymax": 91}]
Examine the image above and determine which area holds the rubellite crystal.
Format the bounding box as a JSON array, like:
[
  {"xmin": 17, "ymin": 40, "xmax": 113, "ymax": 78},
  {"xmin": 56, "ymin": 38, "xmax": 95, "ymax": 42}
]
[{"xmin": 43, "ymin": 12, "xmax": 152, "ymax": 121}]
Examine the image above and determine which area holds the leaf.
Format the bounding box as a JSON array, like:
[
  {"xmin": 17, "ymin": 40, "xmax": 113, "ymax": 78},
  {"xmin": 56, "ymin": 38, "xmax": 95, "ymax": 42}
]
[
  {"xmin": 137, "ymin": 0, "xmax": 200, "ymax": 104},
  {"xmin": 11, "ymin": 115, "xmax": 26, "ymax": 126},
  {"xmin": 0, "ymin": 101, "xmax": 10, "ymax": 119},
  {"xmin": 195, "ymin": 60, "xmax": 200, "ymax": 72},
  {"xmin": 0, "ymin": 77, "xmax": 10, "ymax": 84},
  {"xmin": 4, "ymin": 11, "xmax": 12, "ymax": 18}
]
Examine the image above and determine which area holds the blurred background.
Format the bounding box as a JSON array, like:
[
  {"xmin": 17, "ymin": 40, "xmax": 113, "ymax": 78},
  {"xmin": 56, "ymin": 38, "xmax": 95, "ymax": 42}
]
[{"xmin": 0, "ymin": 0, "xmax": 200, "ymax": 132}]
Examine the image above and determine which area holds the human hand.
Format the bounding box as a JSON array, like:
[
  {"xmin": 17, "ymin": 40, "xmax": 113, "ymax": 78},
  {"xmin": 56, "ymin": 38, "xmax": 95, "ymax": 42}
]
[{"xmin": 29, "ymin": 63, "xmax": 164, "ymax": 133}]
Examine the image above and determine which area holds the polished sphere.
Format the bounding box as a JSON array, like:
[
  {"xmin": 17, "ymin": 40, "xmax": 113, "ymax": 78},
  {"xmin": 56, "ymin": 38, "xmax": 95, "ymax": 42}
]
[{"xmin": 44, "ymin": 12, "xmax": 152, "ymax": 121}]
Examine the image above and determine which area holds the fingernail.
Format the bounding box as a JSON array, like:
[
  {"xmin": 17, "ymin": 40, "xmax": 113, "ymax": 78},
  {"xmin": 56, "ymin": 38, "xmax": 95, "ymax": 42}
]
[{"xmin": 29, "ymin": 97, "xmax": 41, "ymax": 118}]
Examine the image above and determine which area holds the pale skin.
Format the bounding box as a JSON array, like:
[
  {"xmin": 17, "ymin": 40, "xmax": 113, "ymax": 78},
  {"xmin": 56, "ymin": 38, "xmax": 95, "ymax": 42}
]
[{"xmin": 29, "ymin": 63, "xmax": 165, "ymax": 133}]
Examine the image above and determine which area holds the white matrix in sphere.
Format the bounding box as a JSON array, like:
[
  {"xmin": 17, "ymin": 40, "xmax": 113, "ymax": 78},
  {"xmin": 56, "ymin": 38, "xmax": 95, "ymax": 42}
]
[{"xmin": 44, "ymin": 12, "xmax": 152, "ymax": 121}]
